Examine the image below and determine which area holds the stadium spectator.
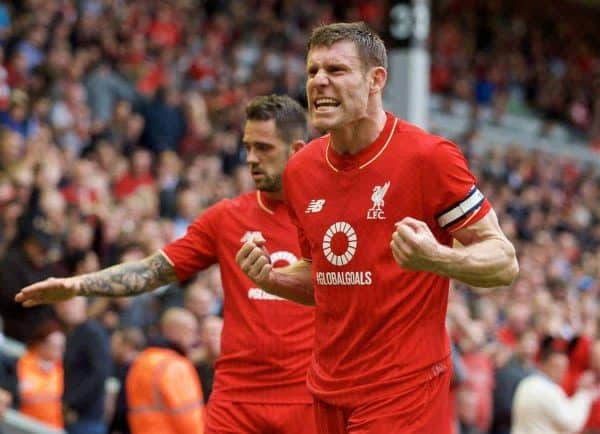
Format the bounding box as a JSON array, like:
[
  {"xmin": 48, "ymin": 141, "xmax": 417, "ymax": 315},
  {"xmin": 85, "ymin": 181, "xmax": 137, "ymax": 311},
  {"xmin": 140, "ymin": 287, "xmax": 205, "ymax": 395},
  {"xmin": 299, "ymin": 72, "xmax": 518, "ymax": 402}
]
[
  {"xmin": 156, "ymin": 150, "xmax": 184, "ymax": 219},
  {"xmin": 109, "ymin": 327, "xmax": 145, "ymax": 434},
  {"xmin": 0, "ymin": 218, "xmax": 61, "ymax": 342},
  {"xmin": 562, "ymin": 337, "xmax": 600, "ymax": 432},
  {"xmin": 140, "ymin": 87, "xmax": 187, "ymax": 153},
  {"xmin": 126, "ymin": 308, "xmax": 204, "ymax": 434},
  {"xmin": 193, "ymin": 314, "xmax": 223, "ymax": 403},
  {"xmin": 184, "ymin": 282, "xmax": 217, "ymax": 326},
  {"xmin": 456, "ymin": 321, "xmax": 495, "ymax": 434},
  {"xmin": 55, "ymin": 297, "xmax": 111, "ymax": 434},
  {"xmin": 490, "ymin": 329, "xmax": 538, "ymax": 434},
  {"xmin": 496, "ymin": 303, "xmax": 532, "ymax": 349},
  {"xmin": 17, "ymin": 320, "xmax": 65, "ymax": 429},
  {"xmin": 113, "ymin": 148, "xmax": 156, "ymax": 201},
  {"xmin": 0, "ymin": 89, "xmax": 35, "ymax": 139},
  {"xmin": 0, "ymin": 316, "xmax": 17, "ymax": 431},
  {"xmin": 511, "ymin": 336, "xmax": 597, "ymax": 434}
]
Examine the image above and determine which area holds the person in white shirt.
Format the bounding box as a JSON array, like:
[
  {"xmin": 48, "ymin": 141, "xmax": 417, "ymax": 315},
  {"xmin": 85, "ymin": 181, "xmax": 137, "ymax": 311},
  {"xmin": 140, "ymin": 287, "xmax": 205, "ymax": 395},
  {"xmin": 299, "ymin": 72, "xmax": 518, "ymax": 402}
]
[{"xmin": 511, "ymin": 336, "xmax": 598, "ymax": 434}]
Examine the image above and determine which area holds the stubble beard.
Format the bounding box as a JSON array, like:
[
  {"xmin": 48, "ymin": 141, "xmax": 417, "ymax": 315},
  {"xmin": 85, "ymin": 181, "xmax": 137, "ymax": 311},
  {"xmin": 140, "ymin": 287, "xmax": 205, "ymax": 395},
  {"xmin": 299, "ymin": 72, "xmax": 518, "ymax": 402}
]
[{"xmin": 256, "ymin": 174, "xmax": 282, "ymax": 193}]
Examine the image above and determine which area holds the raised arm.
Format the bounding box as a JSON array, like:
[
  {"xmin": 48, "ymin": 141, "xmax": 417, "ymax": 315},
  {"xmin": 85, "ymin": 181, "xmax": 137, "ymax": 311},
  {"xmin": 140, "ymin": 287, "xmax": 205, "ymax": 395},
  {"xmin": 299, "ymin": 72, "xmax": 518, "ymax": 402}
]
[
  {"xmin": 391, "ymin": 210, "xmax": 519, "ymax": 288},
  {"xmin": 16, "ymin": 251, "xmax": 178, "ymax": 307},
  {"xmin": 236, "ymin": 239, "xmax": 314, "ymax": 306}
]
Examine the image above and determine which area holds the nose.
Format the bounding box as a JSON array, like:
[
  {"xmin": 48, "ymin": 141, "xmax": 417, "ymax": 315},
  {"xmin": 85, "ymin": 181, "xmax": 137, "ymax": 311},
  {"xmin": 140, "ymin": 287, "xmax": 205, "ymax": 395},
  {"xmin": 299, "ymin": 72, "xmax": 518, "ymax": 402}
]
[
  {"xmin": 310, "ymin": 70, "xmax": 329, "ymax": 88},
  {"xmin": 246, "ymin": 147, "xmax": 259, "ymax": 165}
]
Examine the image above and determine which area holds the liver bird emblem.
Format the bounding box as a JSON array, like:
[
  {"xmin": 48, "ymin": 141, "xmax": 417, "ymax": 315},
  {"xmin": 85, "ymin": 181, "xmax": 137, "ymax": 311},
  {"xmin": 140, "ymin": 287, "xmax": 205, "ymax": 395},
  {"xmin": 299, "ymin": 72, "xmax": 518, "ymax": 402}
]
[{"xmin": 371, "ymin": 181, "xmax": 390, "ymax": 210}]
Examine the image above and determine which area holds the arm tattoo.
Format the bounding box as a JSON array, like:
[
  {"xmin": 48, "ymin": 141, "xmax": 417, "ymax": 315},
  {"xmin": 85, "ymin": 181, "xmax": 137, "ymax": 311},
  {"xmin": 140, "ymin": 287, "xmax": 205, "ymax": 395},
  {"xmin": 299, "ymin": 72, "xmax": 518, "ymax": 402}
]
[{"xmin": 79, "ymin": 252, "xmax": 178, "ymax": 297}]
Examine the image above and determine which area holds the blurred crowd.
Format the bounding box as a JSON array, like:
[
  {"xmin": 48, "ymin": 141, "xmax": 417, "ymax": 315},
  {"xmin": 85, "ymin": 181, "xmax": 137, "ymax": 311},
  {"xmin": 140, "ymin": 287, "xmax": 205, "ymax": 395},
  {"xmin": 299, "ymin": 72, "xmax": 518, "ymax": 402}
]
[
  {"xmin": 448, "ymin": 145, "xmax": 600, "ymax": 434},
  {"xmin": 0, "ymin": 0, "xmax": 598, "ymax": 433},
  {"xmin": 431, "ymin": 0, "xmax": 600, "ymax": 145}
]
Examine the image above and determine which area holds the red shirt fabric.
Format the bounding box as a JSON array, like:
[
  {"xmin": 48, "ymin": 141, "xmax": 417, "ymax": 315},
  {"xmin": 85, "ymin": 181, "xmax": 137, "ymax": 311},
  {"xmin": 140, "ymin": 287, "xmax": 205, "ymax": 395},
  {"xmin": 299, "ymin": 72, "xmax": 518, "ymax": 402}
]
[
  {"xmin": 559, "ymin": 335, "xmax": 600, "ymax": 431},
  {"xmin": 113, "ymin": 173, "xmax": 155, "ymax": 200},
  {"xmin": 585, "ymin": 399, "xmax": 600, "ymax": 430},
  {"xmin": 147, "ymin": 21, "xmax": 181, "ymax": 48},
  {"xmin": 562, "ymin": 335, "xmax": 592, "ymax": 396},
  {"xmin": 162, "ymin": 191, "xmax": 314, "ymax": 403},
  {"xmin": 496, "ymin": 326, "xmax": 518, "ymax": 349},
  {"xmin": 283, "ymin": 113, "xmax": 490, "ymax": 407}
]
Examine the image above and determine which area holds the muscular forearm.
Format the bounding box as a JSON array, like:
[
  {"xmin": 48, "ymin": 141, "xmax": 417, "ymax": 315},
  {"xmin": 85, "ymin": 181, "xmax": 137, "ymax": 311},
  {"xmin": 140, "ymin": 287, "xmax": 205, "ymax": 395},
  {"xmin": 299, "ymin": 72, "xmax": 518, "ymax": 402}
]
[
  {"xmin": 435, "ymin": 238, "xmax": 518, "ymax": 288},
  {"xmin": 76, "ymin": 251, "xmax": 178, "ymax": 297},
  {"xmin": 262, "ymin": 260, "xmax": 315, "ymax": 306}
]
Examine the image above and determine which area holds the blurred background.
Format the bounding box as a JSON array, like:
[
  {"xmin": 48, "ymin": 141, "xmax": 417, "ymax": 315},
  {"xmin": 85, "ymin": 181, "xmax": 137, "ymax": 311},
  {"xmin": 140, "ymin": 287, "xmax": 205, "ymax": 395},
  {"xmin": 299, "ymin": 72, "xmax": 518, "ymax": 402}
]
[{"xmin": 0, "ymin": 0, "xmax": 599, "ymax": 433}]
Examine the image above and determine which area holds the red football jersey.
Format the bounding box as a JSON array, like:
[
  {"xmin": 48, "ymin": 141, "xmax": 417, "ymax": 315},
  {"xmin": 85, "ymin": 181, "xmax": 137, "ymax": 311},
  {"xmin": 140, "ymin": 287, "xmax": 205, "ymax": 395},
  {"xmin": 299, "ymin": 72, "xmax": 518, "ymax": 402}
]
[
  {"xmin": 283, "ymin": 113, "xmax": 491, "ymax": 407},
  {"xmin": 162, "ymin": 191, "xmax": 314, "ymax": 403}
]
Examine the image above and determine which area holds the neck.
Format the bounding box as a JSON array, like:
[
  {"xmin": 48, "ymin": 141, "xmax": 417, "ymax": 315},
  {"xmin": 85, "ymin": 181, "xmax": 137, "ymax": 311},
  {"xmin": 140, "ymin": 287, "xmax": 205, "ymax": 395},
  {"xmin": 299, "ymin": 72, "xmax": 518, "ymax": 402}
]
[
  {"xmin": 23, "ymin": 243, "xmax": 45, "ymax": 268},
  {"xmin": 517, "ymin": 354, "xmax": 534, "ymax": 367},
  {"xmin": 329, "ymin": 108, "xmax": 387, "ymax": 155},
  {"xmin": 539, "ymin": 366, "xmax": 558, "ymax": 383},
  {"xmin": 261, "ymin": 190, "xmax": 284, "ymax": 201}
]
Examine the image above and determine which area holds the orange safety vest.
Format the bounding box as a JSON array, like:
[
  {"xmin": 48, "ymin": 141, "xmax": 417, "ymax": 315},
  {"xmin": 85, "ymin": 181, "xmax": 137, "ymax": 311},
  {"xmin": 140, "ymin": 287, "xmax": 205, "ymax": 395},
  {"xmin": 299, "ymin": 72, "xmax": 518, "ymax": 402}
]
[
  {"xmin": 127, "ymin": 347, "xmax": 204, "ymax": 434},
  {"xmin": 17, "ymin": 350, "xmax": 64, "ymax": 429}
]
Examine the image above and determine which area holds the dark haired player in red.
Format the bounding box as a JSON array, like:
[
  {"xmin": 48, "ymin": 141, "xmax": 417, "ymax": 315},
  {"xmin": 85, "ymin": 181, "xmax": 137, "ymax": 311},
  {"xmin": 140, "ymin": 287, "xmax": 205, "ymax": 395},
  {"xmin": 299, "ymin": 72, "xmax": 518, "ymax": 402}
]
[
  {"xmin": 17, "ymin": 95, "xmax": 316, "ymax": 434},
  {"xmin": 237, "ymin": 23, "xmax": 519, "ymax": 433}
]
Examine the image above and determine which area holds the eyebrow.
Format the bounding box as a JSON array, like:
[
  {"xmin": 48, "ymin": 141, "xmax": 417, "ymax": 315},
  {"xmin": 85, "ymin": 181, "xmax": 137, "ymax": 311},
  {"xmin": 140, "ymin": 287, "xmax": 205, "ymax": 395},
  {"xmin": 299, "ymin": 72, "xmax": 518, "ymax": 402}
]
[{"xmin": 243, "ymin": 140, "xmax": 275, "ymax": 147}]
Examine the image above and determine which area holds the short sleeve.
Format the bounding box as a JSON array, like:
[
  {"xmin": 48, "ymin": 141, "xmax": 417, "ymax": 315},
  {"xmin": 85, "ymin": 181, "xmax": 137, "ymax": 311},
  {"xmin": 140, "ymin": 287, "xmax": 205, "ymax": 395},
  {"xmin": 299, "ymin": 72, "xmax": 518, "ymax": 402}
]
[
  {"xmin": 422, "ymin": 140, "xmax": 491, "ymax": 234},
  {"xmin": 161, "ymin": 202, "xmax": 225, "ymax": 281}
]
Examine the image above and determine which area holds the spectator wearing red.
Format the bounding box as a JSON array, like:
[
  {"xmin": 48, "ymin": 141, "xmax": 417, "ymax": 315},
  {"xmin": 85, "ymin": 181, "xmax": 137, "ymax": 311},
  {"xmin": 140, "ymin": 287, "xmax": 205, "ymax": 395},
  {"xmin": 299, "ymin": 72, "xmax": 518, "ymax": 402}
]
[
  {"xmin": 114, "ymin": 149, "xmax": 156, "ymax": 201},
  {"xmin": 562, "ymin": 337, "xmax": 600, "ymax": 432},
  {"xmin": 497, "ymin": 303, "xmax": 531, "ymax": 349},
  {"xmin": 60, "ymin": 160, "xmax": 99, "ymax": 207},
  {"xmin": 147, "ymin": 5, "xmax": 181, "ymax": 49}
]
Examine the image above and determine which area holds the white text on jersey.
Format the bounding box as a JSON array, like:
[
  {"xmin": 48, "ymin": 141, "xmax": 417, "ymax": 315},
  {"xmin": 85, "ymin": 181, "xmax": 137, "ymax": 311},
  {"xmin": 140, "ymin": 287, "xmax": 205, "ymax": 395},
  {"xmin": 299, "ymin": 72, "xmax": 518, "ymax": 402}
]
[
  {"xmin": 248, "ymin": 288, "xmax": 286, "ymax": 300},
  {"xmin": 316, "ymin": 271, "xmax": 372, "ymax": 286},
  {"xmin": 240, "ymin": 231, "xmax": 264, "ymax": 243}
]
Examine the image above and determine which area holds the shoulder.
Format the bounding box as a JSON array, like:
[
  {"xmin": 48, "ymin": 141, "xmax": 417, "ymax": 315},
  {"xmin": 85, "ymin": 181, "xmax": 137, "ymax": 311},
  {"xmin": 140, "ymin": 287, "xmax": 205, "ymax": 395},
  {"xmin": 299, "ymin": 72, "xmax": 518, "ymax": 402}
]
[
  {"xmin": 79, "ymin": 320, "xmax": 109, "ymax": 340},
  {"xmin": 286, "ymin": 135, "xmax": 328, "ymax": 173},
  {"xmin": 189, "ymin": 196, "xmax": 241, "ymax": 224},
  {"xmin": 161, "ymin": 353, "xmax": 194, "ymax": 376},
  {"xmin": 518, "ymin": 375, "xmax": 562, "ymax": 397},
  {"xmin": 226, "ymin": 192, "xmax": 256, "ymax": 210},
  {"xmin": 394, "ymin": 119, "xmax": 460, "ymax": 156}
]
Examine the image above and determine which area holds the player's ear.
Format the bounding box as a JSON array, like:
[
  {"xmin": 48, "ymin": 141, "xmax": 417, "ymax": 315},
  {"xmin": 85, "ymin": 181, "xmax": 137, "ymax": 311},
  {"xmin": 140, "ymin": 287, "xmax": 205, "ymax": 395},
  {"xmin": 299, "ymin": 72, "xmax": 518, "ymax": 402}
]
[
  {"xmin": 369, "ymin": 66, "xmax": 387, "ymax": 95},
  {"xmin": 290, "ymin": 140, "xmax": 305, "ymax": 155}
]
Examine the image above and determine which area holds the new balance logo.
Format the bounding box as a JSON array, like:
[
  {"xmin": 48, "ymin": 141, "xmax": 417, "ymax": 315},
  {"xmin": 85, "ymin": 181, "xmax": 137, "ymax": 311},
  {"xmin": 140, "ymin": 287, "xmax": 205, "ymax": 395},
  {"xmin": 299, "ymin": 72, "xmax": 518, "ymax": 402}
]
[
  {"xmin": 240, "ymin": 231, "xmax": 263, "ymax": 243},
  {"xmin": 305, "ymin": 199, "xmax": 326, "ymax": 213}
]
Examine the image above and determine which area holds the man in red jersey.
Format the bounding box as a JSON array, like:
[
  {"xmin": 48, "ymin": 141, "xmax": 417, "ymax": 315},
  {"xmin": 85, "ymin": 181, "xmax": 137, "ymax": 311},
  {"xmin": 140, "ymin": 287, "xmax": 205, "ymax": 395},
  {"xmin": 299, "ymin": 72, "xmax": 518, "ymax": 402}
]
[
  {"xmin": 237, "ymin": 22, "xmax": 519, "ymax": 434},
  {"xmin": 16, "ymin": 95, "xmax": 317, "ymax": 434}
]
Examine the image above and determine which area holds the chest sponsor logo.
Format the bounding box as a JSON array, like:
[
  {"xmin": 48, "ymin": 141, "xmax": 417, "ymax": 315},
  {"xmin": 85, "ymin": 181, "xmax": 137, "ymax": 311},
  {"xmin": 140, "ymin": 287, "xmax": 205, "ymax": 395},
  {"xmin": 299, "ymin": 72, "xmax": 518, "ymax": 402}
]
[
  {"xmin": 319, "ymin": 222, "xmax": 372, "ymax": 285},
  {"xmin": 316, "ymin": 271, "xmax": 372, "ymax": 286},
  {"xmin": 367, "ymin": 181, "xmax": 390, "ymax": 220},
  {"xmin": 305, "ymin": 199, "xmax": 326, "ymax": 213},
  {"xmin": 240, "ymin": 231, "xmax": 263, "ymax": 243},
  {"xmin": 322, "ymin": 222, "xmax": 357, "ymax": 266}
]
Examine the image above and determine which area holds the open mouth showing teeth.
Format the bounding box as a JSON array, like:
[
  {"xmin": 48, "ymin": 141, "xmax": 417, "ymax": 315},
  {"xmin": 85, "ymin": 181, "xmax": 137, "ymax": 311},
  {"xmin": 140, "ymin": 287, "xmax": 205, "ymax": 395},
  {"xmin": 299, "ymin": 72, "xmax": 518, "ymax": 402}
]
[{"xmin": 314, "ymin": 98, "xmax": 340, "ymax": 109}]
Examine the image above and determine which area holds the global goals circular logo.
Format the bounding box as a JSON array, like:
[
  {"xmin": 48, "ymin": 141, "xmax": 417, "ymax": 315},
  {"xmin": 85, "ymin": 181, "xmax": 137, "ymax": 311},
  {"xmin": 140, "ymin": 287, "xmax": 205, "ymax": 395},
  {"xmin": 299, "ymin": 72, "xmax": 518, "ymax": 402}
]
[{"xmin": 322, "ymin": 222, "xmax": 357, "ymax": 266}]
